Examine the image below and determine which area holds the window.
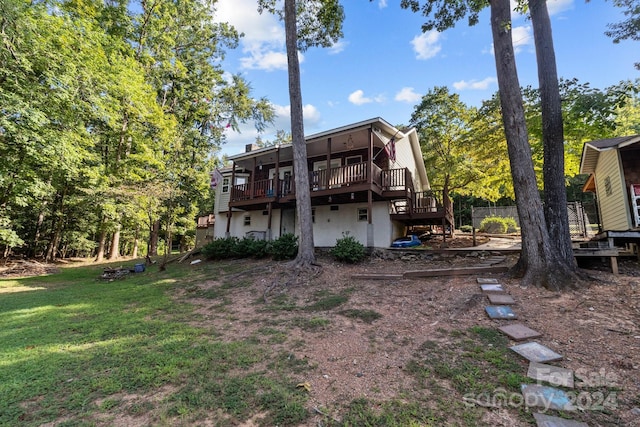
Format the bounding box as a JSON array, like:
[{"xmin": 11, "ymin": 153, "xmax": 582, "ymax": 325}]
[
  {"xmin": 330, "ymin": 205, "xmax": 339, "ymax": 211},
  {"xmin": 312, "ymin": 207, "xmax": 316, "ymax": 223},
  {"xmin": 357, "ymin": 208, "xmax": 368, "ymax": 221},
  {"xmin": 222, "ymin": 178, "xmax": 229, "ymax": 193},
  {"xmin": 604, "ymin": 176, "xmax": 613, "ymax": 196},
  {"xmin": 346, "ymin": 155, "xmax": 362, "ymax": 165},
  {"xmin": 244, "ymin": 215, "xmax": 251, "ymax": 226}
]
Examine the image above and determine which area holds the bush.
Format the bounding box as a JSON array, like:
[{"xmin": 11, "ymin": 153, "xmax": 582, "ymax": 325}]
[
  {"xmin": 330, "ymin": 233, "xmax": 366, "ymax": 263},
  {"xmin": 236, "ymin": 237, "xmax": 269, "ymax": 258},
  {"xmin": 503, "ymin": 217, "xmax": 518, "ymax": 233},
  {"xmin": 268, "ymin": 233, "xmax": 298, "ymax": 260},
  {"xmin": 479, "ymin": 216, "xmax": 518, "ymax": 234},
  {"xmin": 459, "ymin": 225, "xmax": 473, "ymax": 233},
  {"xmin": 201, "ymin": 237, "xmax": 239, "ymax": 260}
]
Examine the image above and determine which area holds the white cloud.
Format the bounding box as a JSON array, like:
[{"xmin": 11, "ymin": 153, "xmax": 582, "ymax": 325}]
[
  {"xmin": 452, "ymin": 77, "xmax": 497, "ymax": 91},
  {"xmin": 483, "ymin": 25, "xmax": 532, "ymax": 56},
  {"xmin": 348, "ymin": 90, "xmax": 385, "ymax": 105},
  {"xmin": 511, "ymin": 25, "xmax": 533, "ymax": 53},
  {"xmin": 348, "ymin": 90, "xmax": 372, "ymax": 105},
  {"xmin": 395, "ymin": 87, "xmax": 422, "ymax": 103},
  {"xmin": 328, "ymin": 40, "xmax": 347, "ymax": 55},
  {"xmin": 215, "ymin": 0, "xmax": 288, "ymax": 71},
  {"xmin": 411, "ymin": 31, "xmax": 442, "ymax": 60},
  {"xmin": 547, "ymin": 0, "xmax": 574, "ymax": 15},
  {"xmin": 273, "ymin": 104, "xmax": 322, "ymax": 129},
  {"xmin": 240, "ymin": 50, "xmax": 288, "ymax": 71},
  {"xmin": 378, "ymin": 0, "xmax": 388, "ymax": 9}
]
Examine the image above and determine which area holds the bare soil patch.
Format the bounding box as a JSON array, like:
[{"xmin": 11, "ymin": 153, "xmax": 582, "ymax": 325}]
[{"xmin": 178, "ymin": 239, "xmax": 640, "ymax": 426}]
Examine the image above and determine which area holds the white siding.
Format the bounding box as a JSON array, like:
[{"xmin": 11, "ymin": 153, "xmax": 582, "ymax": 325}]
[
  {"xmin": 217, "ymin": 202, "xmax": 394, "ymax": 248},
  {"xmin": 595, "ymin": 149, "xmax": 631, "ymax": 230},
  {"xmin": 389, "ymin": 133, "xmax": 425, "ymax": 191},
  {"xmin": 311, "ymin": 202, "xmax": 392, "ymax": 247}
]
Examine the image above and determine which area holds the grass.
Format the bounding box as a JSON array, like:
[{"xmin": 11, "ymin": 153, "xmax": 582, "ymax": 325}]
[{"xmin": 0, "ymin": 260, "xmax": 310, "ymax": 426}]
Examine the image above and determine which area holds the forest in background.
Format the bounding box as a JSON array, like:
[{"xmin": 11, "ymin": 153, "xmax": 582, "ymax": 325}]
[{"xmin": 1, "ymin": 0, "xmax": 639, "ymax": 261}]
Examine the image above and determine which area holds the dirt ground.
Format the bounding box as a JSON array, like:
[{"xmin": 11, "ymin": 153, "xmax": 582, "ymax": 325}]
[
  {"xmin": 180, "ymin": 236, "xmax": 640, "ymax": 426},
  {"xmin": 4, "ymin": 236, "xmax": 640, "ymax": 426}
]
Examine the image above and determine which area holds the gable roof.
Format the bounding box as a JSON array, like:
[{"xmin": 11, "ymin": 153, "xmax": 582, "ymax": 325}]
[
  {"xmin": 579, "ymin": 135, "xmax": 640, "ymax": 174},
  {"xmin": 226, "ymin": 117, "xmax": 430, "ymax": 189}
]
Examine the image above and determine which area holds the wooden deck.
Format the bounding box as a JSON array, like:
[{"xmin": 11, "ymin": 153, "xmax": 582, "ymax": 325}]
[{"xmin": 229, "ymin": 164, "xmax": 454, "ymax": 228}]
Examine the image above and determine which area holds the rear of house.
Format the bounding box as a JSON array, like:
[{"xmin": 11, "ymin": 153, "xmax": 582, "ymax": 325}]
[{"xmin": 213, "ymin": 117, "xmax": 453, "ymax": 249}]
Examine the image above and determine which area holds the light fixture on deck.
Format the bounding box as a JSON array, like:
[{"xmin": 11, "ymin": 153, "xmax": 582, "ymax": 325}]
[
  {"xmin": 258, "ymin": 160, "xmax": 263, "ymax": 170},
  {"xmin": 350, "ymin": 192, "xmax": 354, "ymax": 200},
  {"xmin": 328, "ymin": 196, "xmax": 332, "ymax": 203}
]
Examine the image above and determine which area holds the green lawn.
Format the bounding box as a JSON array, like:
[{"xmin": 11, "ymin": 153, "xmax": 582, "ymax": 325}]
[{"xmin": 0, "ymin": 260, "xmax": 307, "ymax": 426}]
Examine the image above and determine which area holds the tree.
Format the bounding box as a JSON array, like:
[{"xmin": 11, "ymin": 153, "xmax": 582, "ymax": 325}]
[
  {"xmin": 400, "ymin": 0, "xmax": 576, "ymax": 288},
  {"xmin": 489, "ymin": 0, "xmax": 574, "ymax": 288},
  {"xmin": 603, "ymin": 0, "xmax": 640, "ymax": 69},
  {"xmin": 410, "ymin": 87, "xmax": 515, "ymax": 201},
  {"xmin": 410, "ymin": 87, "xmax": 475, "ymax": 196},
  {"xmin": 259, "ymin": 0, "xmax": 344, "ymax": 267},
  {"xmin": 528, "ymin": 0, "xmax": 574, "ymax": 268}
]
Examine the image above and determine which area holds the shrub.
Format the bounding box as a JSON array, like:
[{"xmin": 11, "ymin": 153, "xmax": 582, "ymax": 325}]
[
  {"xmin": 479, "ymin": 216, "xmax": 518, "ymax": 234},
  {"xmin": 479, "ymin": 217, "xmax": 507, "ymax": 234},
  {"xmin": 459, "ymin": 225, "xmax": 473, "ymax": 233},
  {"xmin": 503, "ymin": 217, "xmax": 518, "ymax": 233},
  {"xmin": 330, "ymin": 233, "xmax": 366, "ymax": 263},
  {"xmin": 236, "ymin": 237, "xmax": 269, "ymax": 258},
  {"xmin": 201, "ymin": 237, "xmax": 239, "ymax": 259},
  {"xmin": 268, "ymin": 233, "xmax": 298, "ymax": 260}
]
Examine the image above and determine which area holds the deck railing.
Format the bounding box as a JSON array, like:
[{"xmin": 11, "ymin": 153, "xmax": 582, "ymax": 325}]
[
  {"xmin": 310, "ymin": 162, "xmax": 368, "ymax": 190},
  {"xmin": 230, "ymin": 164, "xmax": 431, "ymax": 208}
]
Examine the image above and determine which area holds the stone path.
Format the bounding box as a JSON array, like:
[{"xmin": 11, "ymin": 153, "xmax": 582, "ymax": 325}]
[{"xmin": 476, "ymin": 276, "xmax": 587, "ymax": 426}]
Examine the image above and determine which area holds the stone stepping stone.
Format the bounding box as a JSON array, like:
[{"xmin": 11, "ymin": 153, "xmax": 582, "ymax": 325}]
[
  {"xmin": 480, "ymin": 283, "xmax": 506, "ymax": 294},
  {"xmin": 498, "ymin": 323, "xmax": 542, "ymax": 341},
  {"xmin": 521, "ymin": 384, "xmax": 576, "ymax": 411},
  {"xmin": 510, "ymin": 342, "xmax": 563, "ymax": 363},
  {"xmin": 533, "ymin": 413, "xmax": 588, "ymax": 427},
  {"xmin": 485, "ymin": 305, "xmax": 517, "ymax": 319},
  {"xmin": 528, "ymin": 362, "xmax": 574, "ymax": 388},
  {"xmin": 487, "ymin": 293, "xmax": 516, "ymax": 305},
  {"xmin": 477, "ymin": 277, "xmax": 500, "ymax": 284}
]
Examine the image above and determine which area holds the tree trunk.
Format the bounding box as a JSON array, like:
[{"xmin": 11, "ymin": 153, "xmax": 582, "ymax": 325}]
[
  {"xmin": 529, "ymin": 0, "xmax": 576, "ymax": 268},
  {"xmin": 284, "ymin": 0, "xmax": 315, "ymax": 266},
  {"xmin": 150, "ymin": 219, "xmax": 160, "ymax": 256},
  {"xmin": 132, "ymin": 226, "xmax": 139, "ymax": 259},
  {"xmin": 95, "ymin": 217, "xmax": 107, "ymax": 262},
  {"xmin": 32, "ymin": 200, "xmax": 48, "ymax": 258},
  {"xmin": 108, "ymin": 223, "xmax": 121, "ymax": 260},
  {"xmin": 490, "ymin": 0, "xmax": 573, "ymax": 290}
]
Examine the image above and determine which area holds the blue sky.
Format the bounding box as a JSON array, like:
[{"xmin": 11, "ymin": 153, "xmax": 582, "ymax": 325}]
[{"xmin": 214, "ymin": 0, "xmax": 638, "ymax": 157}]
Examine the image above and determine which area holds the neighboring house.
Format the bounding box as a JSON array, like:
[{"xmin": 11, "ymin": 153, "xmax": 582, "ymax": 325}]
[
  {"xmin": 195, "ymin": 214, "xmax": 215, "ymax": 248},
  {"xmin": 213, "ymin": 117, "xmax": 453, "ymax": 248},
  {"xmin": 580, "ymin": 135, "xmax": 640, "ymax": 243}
]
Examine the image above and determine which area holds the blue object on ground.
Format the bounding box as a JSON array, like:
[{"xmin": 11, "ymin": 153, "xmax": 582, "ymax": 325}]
[{"xmin": 391, "ymin": 235, "xmax": 422, "ymax": 248}]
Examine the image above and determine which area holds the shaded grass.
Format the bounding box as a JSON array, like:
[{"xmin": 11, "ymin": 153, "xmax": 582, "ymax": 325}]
[{"xmin": 0, "ymin": 260, "xmax": 309, "ymax": 426}]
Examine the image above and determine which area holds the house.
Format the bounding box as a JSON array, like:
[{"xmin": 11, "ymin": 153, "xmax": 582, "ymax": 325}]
[
  {"xmin": 213, "ymin": 117, "xmax": 453, "ymax": 248},
  {"xmin": 580, "ymin": 135, "xmax": 640, "ymax": 245}
]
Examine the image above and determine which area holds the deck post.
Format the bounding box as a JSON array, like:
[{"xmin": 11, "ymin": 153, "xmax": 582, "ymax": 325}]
[
  {"xmin": 226, "ymin": 163, "xmax": 236, "ymax": 235},
  {"xmin": 250, "ymin": 157, "xmax": 256, "ymax": 199},
  {"xmin": 267, "ymin": 201, "xmax": 273, "ymax": 241}
]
